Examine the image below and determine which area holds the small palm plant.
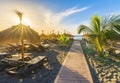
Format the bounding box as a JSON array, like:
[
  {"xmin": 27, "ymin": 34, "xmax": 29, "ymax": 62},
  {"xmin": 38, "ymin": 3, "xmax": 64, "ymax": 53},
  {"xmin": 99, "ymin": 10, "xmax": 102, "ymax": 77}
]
[
  {"xmin": 59, "ymin": 34, "xmax": 70, "ymax": 47},
  {"xmin": 78, "ymin": 14, "xmax": 120, "ymax": 56}
]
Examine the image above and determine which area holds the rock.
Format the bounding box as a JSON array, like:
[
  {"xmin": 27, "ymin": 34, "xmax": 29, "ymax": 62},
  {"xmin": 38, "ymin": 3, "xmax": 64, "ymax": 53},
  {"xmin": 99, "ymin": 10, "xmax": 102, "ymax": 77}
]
[
  {"xmin": 117, "ymin": 76, "xmax": 120, "ymax": 80},
  {"xmin": 113, "ymin": 75, "xmax": 116, "ymax": 79},
  {"xmin": 118, "ymin": 72, "xmax": 120, "ymax": 76},
  {"xmin": 98, "ymin": 74, "xmax": 103, "ymax": 81},
  {"xmin": 95, "ymin": 68, "xmax": 99, "ymax": 74},
  {"xmin": 107, "ymin": 72, "xmax": 112, "ymax": 77},
  {"xmin": 113, "ymin": 73, "xmax": 117, "ymax": 76},
  {"xmin": 111, "ymin": 78, "xmax": 117, "ymax": 83},
  {"xmin": 102, "ymin": 78, "xmax": 108, "ymax": 82},
  {"xmin": 101, "ymin": 72, "xmax": 106, "ymax": 75},
  {"xmin": 118, "ymin": 68, "xmax": 120, "ymax": 70}
]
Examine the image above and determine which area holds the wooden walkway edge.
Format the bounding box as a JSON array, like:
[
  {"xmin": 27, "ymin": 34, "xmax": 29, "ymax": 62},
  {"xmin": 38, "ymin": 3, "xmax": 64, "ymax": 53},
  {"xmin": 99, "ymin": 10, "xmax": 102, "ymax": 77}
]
[{"xmin": 54, "ymin": 41, "xmax": 93, "ymax": 83}]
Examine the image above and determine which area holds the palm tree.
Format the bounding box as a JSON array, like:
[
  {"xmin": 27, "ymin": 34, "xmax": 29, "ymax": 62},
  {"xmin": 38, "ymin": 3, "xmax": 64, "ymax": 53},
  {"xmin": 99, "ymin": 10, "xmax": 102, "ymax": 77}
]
[
  {"xmin": 78, "ymin": 15, "xmax": 103, "ymax": 53},
  {"xmin": 78, "ymin": 14, "xmax": 120, "ymax": 55}
]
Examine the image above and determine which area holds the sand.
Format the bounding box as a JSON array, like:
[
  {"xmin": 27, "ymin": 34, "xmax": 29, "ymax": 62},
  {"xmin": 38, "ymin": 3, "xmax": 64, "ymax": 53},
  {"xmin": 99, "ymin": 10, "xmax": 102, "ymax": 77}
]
[{"xmin": 0, "ymin": 41, "xmax": 73, "ymax": 83}]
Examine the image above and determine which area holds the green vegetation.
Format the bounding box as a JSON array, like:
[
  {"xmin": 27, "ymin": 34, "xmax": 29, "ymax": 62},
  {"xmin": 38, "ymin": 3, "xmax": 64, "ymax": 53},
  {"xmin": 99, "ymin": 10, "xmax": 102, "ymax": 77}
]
[
  {"xmin": 59, "ymin": 34, "xmax": 70, "ymax": 47},
  {"xmin": 79, "ymin": 14, "xmax": 120, "ymax": 82},
  {"xmin": 78, "ymin": 14, "xmax": 120, "ymax": 56},
  {"xmin": 81, "ymin": 38, "xmax": 120, "ymax": 83}
]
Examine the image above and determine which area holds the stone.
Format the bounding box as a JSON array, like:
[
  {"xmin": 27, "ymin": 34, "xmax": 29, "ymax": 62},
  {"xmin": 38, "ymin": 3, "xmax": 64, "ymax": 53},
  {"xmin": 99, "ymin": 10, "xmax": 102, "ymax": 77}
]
[
  {"xmin": 111, "ymin": 78, "xmax": 117, "ymax": 83},
  {"xmin": 102, "ymin": 78, "xmax": 108, "ymax": 82},
  {"xmin": 117, "ymin": 76, "xmax": 120, "ymax": 80},
  {"xmin": 95, "ymin": 69, "xmax": 98, "ymax": 74},
  {"xmin": 113, "ymin": 73, "xmax": 117, "ymax": 76},
  {"xmin": 107, "ymin": 73, "xmax": 112, "ymax": 77},
  {"xmin": 102, "ymin": 72, "xmax": 106, "ymax": 75},
  {"xmin": 118, "ymin": 72, "xmax": 120, "ymax": 76},
  {"xmin": 118, "ymin": 68, "xmax": 120, "ymax": 70},
  {"xmin": 113, "ymin": 75, "xmax": 116, "ymax": 79}
]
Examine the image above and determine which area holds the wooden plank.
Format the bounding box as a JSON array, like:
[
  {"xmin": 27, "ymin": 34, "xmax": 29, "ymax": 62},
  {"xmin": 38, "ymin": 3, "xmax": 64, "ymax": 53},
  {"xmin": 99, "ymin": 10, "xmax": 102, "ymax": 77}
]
[{"xmin": 54, "ymin": 41, "xmax": 93, "ymax": 83}]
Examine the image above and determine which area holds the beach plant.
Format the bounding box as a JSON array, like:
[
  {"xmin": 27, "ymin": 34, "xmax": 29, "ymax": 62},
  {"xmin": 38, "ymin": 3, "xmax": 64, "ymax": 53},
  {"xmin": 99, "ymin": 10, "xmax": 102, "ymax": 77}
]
[
  {"xmin": 78, "ymin": 14, "xmax": 120, "ymax": 56},
  {"xmin": 59, "ymin": 34, "xmax": 70, "ymax": 47}
]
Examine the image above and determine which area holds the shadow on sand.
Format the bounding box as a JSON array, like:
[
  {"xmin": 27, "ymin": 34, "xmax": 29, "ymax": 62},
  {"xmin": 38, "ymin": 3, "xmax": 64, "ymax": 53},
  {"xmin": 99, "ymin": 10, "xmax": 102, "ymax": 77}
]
[
  {"xmin": 54, "ymin": 66, "xmax": 91, "ymax": 83},
  {"xmin": 0, "ymin": 50, "xmax": 62, "ymax": 83}
]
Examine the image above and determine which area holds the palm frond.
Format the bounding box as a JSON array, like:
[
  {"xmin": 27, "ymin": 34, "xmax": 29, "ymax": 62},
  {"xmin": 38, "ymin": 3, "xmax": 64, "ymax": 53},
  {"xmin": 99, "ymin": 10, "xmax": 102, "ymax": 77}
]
[
  {"xmin": 77, "ymin": 25, "xmax": 92, "ymax": 34},
  {"xmin": 102, "ymin": 14, "xmax": 120, "ymax": 29},
  {"xmin": 91, "ymin": 15, "xmax": 101, "ymax": 34},
  {"xmin": 114, "ymin": 25, "xmax": 120, "ymax": 33}
]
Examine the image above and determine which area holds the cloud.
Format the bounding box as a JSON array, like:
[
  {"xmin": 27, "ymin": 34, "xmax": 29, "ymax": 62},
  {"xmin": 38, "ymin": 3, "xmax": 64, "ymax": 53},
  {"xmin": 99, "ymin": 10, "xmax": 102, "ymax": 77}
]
[
  {"xmin": 43, "ymin": 6, "xmax": 89, "ymax": 34},
  {"xmin": 45, "ymin": 6, "xmax": 89, "ymax": 25},
  {"xmin": 59, "ymin": 7, "xmax": 88, "ymax": 17}
]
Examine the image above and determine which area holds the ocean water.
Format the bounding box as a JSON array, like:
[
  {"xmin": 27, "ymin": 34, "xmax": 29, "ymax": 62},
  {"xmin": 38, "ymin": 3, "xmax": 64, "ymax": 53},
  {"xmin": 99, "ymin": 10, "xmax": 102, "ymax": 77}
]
[{"xmin": 73, "ymin": 35, "xmax": 82, "ymax": 40}]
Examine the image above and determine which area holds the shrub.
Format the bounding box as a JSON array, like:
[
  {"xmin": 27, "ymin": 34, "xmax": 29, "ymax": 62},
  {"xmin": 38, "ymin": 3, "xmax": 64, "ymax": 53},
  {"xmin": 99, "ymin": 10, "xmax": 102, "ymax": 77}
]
[{"xmin": 59, "ymin": 34, "xmax": 70, "ymax": 47}]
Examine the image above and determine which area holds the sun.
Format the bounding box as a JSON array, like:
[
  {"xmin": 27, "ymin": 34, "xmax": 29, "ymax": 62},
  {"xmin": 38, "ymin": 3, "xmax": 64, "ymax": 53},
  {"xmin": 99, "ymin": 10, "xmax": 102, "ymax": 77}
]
[
  {"xmin": 22, "ymin": 17, "xmax": 31, "ymax": 26},
  {"xmin": 13, "ymin": 16, "xmax": 32, "ymax": 26}
]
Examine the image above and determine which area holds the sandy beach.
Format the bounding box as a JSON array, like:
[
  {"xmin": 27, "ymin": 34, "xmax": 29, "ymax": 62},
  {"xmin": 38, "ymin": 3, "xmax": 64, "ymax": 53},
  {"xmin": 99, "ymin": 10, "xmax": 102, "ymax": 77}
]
[{"xmin": 0, "ymin": 41, "xmax": 73, "ymax": 83}]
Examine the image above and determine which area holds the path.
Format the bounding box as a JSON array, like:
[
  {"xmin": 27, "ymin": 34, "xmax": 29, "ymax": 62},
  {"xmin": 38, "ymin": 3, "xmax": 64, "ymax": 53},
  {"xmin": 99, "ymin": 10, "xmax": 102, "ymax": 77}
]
[{"xmin": 54, "ymin": 41, "xmax": 93, "ymax": 83}]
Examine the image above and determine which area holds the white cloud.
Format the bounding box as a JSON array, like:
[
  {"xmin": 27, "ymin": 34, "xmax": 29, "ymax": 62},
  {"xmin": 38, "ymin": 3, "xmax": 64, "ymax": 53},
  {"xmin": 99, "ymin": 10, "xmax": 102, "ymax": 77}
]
[
  {"xmin": 59, "ymin": 7, "xmax": 88, "ymax": 17},
  {"xmin": 43, "ymin": 6, "xmax": 89, "ymax": 34},
  {"xmin": 46, "ymin": 6, "xmax": 89, "ymax": 25}
]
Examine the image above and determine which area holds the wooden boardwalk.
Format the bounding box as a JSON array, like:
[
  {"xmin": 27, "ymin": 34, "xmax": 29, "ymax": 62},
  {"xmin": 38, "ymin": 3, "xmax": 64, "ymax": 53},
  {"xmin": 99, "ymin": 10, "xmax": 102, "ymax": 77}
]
[{"xmin": 54, "ymin": 41, "xmax": 93, "ymax": 83}]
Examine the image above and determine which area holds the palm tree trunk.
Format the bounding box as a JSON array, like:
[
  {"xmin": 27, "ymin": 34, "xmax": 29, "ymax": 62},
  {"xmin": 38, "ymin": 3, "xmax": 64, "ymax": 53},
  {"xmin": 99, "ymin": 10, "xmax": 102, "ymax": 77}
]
[{"xmin": 95, "ymin": 37, "xmax": 102, "ymax": 53}]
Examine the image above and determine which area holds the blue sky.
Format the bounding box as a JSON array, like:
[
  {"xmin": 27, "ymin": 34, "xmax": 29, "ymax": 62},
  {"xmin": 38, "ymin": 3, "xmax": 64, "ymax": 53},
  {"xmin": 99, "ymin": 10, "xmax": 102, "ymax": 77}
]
[
  {"xmin": 0, "ymin": 0, "xmax": 120, "ymax": 34},
  {"xmin": 37, "ymin": 0, "xmax": 120, "ymax": 23}
]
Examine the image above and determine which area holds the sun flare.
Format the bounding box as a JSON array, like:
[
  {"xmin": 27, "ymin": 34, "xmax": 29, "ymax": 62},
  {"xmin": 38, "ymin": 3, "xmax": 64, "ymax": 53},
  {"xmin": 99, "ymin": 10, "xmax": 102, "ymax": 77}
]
[
  {"xmin": 22, "ymin": 17, "xmax": 31, "ymax": 26},
  {"xmin": 14, "ymin": 16, "xmax": 32, "ymax": 26}
]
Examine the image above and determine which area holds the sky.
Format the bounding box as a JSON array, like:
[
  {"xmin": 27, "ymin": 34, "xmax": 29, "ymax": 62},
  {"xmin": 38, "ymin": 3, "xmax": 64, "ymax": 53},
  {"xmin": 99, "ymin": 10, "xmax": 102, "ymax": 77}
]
[{"xmin": 0, "ymin": 0, "xmax": 120, "ymax": 35}]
